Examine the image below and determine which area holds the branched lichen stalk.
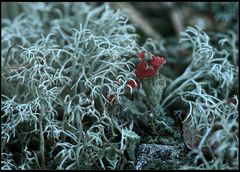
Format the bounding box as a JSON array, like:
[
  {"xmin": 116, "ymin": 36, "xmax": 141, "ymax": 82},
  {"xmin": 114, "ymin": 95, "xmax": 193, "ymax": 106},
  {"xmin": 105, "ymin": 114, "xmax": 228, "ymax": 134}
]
[{"xmin": 161, "ymin": 71, "xmax": 202, "ymax": 109}]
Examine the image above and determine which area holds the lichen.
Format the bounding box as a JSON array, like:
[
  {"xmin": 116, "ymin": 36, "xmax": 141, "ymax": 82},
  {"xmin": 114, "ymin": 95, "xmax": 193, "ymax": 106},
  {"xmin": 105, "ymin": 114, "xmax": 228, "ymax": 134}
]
[
  {"xmin": 1, "ymin": 2, "xmax": 238, "ymax": 170},
  {"xmin": 1, "ymin": 2, "xmax": 140, "ymax": 169},
  {"xmin": 142, "ymin": 75, "xmax": 166, "ymax": 110}
]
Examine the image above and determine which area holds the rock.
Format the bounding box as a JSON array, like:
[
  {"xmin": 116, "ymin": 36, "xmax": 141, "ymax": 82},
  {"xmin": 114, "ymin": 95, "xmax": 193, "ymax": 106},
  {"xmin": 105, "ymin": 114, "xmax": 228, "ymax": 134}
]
[{"xmin": 135, "ymin": 144, "xmax": 182, "ymax": 170}]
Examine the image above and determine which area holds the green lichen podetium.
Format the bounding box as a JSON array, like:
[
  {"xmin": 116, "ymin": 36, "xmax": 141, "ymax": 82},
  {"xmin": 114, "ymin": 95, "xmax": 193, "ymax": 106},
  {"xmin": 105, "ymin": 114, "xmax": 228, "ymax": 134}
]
[
  {"xmin": 142, "ymin": 75, "xmax": 179, "ymax": 138},
  {"xmin": 142, "ymin": 75, "xmax": 166, "ymax": 111}
]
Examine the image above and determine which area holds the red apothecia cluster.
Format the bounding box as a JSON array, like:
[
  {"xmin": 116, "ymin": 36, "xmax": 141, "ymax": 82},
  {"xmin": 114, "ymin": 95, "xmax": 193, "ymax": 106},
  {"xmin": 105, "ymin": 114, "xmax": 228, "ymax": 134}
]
[
  {"xmin": 135, "ymin": 51, "xmax": 166, "ymax": 79},
  {"xmin": 108, "ymin": 51, "xmax": 166, "ymax": 105}
]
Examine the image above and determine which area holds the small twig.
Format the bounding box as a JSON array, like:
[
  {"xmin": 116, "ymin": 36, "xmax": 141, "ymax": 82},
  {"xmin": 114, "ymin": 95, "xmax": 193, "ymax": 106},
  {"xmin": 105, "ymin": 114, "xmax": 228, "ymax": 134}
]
[
  {"xmin": 4, "ymin": 43, "xmax": 17, "ymax": 67},
  {"xmin": 5, "ymin": 63, "xmax": 33, "ymax": 72},
  {"xmin": 39, "ymin": 103, "xmax": 46, "ymax": 169},
  {"xmin": 110, "ymin": 2, "xmax": 161, "ymax": 40},
  {"xmin": 165, "ymin": 2, "xmax": 184, "ymax": 37},
  {"xmin": 170, "ymin": 9, "xmax": 184, "ymax": 36},
  {"xmin": 61, "ymin": 110, "xmax": 67, "ymax": 141},
  {"xmin": 34, "ymin": 151, "xmax": 41, "ymax": 169}
]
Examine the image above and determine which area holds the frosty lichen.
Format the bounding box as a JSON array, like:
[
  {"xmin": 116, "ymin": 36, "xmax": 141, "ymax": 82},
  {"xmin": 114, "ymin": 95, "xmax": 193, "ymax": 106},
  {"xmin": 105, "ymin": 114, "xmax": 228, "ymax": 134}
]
[
  {"xmin": 161, "ymin": 26, "xmax": 238, "ymax": 110},
  {"xmin": 160, "ymin": 26, "xmax": 238, "ymax": 169},
  {"xmin": 1, "ymin": 2, "xmax": 239, "ymax": 170},
  {"xmin": 1, "ymin": 2, "xmax": 141, "ymax": 169}
]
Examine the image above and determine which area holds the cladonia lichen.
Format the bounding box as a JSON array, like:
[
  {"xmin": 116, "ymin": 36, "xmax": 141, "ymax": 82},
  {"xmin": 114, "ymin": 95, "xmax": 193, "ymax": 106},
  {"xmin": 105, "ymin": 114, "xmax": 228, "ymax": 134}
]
[
  {"xmin": 1, "ymin": 2, "xmax": 238, "ymax": 170},
  {"xmin": 1, "ymin": 2, "xmax": 141, "ymax": 169}
]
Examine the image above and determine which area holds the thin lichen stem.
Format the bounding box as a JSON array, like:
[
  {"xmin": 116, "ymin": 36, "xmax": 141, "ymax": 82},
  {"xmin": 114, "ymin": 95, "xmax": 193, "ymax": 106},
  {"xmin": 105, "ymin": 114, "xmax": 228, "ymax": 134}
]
[
  {"xmin": 166, "ymin": 67, "xmax": 192, "ymax": 92},
  {"xmin": 161, "ymin": 71, "xmax": 203, "ymax": 109}
]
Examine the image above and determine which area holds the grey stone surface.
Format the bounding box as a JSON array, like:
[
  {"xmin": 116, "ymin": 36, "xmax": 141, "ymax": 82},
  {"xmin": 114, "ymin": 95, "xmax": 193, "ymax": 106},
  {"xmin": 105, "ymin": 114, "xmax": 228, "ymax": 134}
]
[{"xmin": 135, "ymin": 144, "xmax": 181, "ymax": 170}]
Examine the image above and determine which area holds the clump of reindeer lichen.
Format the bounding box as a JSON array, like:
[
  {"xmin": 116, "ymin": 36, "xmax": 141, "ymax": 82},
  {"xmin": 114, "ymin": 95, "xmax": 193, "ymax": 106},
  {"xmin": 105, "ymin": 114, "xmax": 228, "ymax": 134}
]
[{"xmin": 1, "ymin": 2, "xmax": 142, "ymax": 169}]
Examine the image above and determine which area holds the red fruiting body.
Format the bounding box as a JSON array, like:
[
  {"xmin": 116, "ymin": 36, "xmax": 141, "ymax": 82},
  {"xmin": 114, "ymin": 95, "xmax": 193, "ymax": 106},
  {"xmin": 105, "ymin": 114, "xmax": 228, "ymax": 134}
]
[
  {"xmin": 150, "ymin": 56, "xmax": 166, "ymax": 69},
  {"xmin": 107, "ymin": 51, "xmax": 166, "ymax": 105},
  {"xmin": 138, "ymin": 51, "xmax": 145, "ymax": 59},
  {"xmin": 126, "ymin": 79, "xmax": 140, "ymax": 90},
  {"xmin": 134, "ymin": 51, "xmax": 166, "ymax": 79},
  {"xmin": 107, "ymin": 95, "xmax": 116, "ymax": 105},
  {"xmin": 135, "ymin": 60, "xmax": 157, "ymax": 78}
]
